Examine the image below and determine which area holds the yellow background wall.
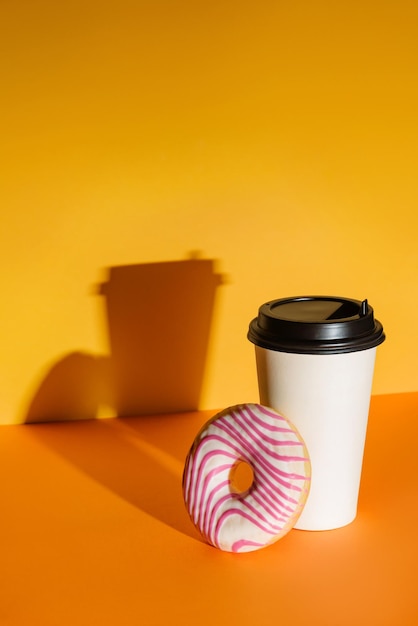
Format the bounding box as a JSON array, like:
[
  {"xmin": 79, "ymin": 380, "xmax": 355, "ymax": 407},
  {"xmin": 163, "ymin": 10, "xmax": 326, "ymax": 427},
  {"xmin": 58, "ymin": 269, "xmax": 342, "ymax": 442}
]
[{"xmin": 1, "ymin": 0, "xmax": 417, "ymax": 424}]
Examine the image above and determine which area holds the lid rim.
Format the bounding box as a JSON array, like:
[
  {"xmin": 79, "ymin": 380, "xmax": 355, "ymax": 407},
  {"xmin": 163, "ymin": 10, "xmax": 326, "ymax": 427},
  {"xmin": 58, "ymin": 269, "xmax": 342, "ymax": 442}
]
[{"xmin": 248, "ymin": 329, "xmax": 386, "ymax": 355}]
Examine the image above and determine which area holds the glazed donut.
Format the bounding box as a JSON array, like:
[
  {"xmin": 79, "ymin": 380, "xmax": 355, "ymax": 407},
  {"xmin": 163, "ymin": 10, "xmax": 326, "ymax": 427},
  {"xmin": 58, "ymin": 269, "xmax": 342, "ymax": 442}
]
[{"xmin": 183, "ymin": 403, "xmax": 311, "ymax": 553}]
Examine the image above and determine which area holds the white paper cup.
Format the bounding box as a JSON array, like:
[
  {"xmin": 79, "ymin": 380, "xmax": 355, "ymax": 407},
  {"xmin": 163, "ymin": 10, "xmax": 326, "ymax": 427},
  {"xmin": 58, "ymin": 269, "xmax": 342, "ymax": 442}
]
[{"xmin": 248, "ymin": 296, "xmax": 385, "ymax": 531}]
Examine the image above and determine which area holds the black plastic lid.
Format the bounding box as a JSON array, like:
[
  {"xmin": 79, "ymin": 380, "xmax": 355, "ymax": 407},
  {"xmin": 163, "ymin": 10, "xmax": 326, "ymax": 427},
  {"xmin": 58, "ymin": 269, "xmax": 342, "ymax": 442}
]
[{"xmin": 248, "ymin": 296, "xmax": 385, "ymax": 355}]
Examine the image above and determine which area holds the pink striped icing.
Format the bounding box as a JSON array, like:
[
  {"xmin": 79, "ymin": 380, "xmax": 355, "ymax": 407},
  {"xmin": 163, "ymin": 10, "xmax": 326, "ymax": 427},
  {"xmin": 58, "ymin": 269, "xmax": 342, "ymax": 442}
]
[{"xmin": 182, "ymin": 404, "xmax": 311, "ymax": 553}]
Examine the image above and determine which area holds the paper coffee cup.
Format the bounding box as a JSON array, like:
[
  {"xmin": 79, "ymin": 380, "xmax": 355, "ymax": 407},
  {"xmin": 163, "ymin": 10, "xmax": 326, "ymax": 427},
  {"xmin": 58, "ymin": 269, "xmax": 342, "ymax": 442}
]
[{"xmin": 248, "ymin": 296, "xmax": 385, "ymax": 531}]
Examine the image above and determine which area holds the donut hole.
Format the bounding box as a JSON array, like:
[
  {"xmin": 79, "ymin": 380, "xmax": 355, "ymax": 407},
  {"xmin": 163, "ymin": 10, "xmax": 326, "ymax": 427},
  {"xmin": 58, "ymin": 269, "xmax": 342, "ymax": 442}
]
[{"xmin": 229, "ymin": 460, "xmax": 254, "ymax": 495}]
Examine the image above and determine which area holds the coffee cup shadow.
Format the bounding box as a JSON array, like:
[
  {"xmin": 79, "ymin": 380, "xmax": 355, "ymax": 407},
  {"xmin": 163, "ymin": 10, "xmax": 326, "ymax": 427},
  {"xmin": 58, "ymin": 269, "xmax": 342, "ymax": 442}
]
[
  {"xmin": 22, "ymin": 256, "xmax": 224, "ymax": 543},
  {"xmin": 24, "ymin": 256, "xmax": 224, "ymax": 422}
]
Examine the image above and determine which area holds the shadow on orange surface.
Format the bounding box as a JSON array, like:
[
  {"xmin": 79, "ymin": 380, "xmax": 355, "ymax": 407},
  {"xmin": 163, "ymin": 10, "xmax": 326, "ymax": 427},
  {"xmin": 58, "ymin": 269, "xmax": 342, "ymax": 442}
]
[
  {"xmin": 25, "ymin": 256, "xmax": 224, "ymax": 422},
  {"xmin": 26, "ymin": 412, "xmax": 209, "ymax": 542}
]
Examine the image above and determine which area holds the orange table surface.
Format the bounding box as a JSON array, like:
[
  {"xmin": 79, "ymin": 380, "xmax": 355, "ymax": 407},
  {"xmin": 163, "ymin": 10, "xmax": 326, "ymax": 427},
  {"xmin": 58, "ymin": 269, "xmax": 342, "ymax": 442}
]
[{"xmin": 1, "ymin": 393, "xmax": 417, "ymax": 626}]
